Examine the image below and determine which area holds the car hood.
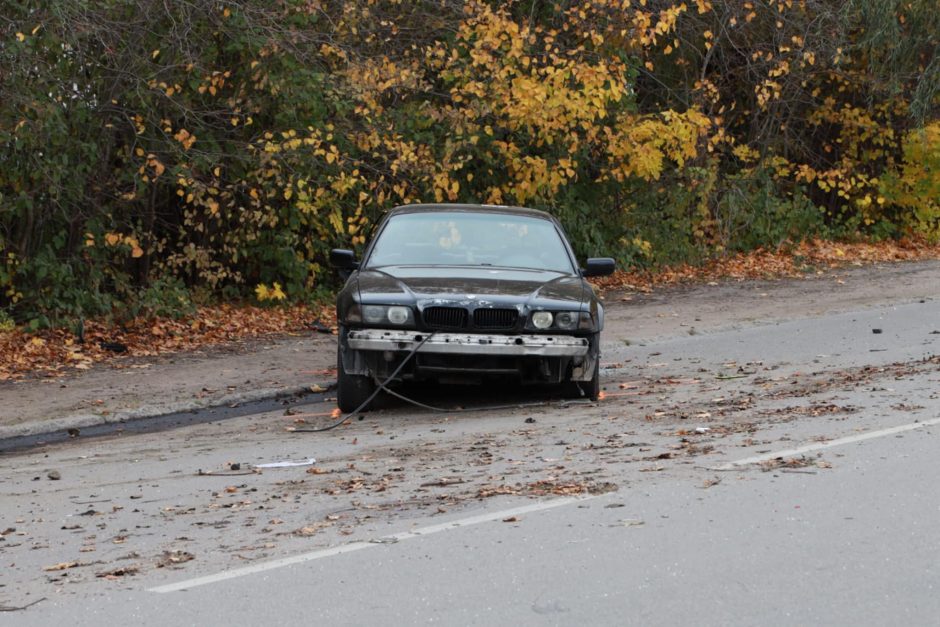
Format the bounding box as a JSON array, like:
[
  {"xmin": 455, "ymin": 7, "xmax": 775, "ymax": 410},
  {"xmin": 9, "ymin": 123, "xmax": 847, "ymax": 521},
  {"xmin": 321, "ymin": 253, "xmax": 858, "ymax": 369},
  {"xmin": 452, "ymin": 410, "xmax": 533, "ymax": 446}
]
[{"xmin": 356, "ymin": 266, "xmax": 585, "ymax": 307}]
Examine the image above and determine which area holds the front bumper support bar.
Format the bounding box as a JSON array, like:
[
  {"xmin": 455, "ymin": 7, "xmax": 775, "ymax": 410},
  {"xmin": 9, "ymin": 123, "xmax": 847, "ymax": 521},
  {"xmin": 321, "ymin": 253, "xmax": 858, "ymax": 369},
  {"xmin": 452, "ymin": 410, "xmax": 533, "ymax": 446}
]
[{"xmin": 346, "ymin": 329, "xmax": 589, "ymax": 357}]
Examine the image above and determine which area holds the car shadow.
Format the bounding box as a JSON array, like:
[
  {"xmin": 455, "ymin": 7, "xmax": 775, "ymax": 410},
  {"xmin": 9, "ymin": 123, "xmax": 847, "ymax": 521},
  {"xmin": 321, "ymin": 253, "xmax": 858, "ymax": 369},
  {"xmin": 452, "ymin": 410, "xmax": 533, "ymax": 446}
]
[{"xmin": 376, "ymin": 380, "xmax": 581, "ymax": 412}]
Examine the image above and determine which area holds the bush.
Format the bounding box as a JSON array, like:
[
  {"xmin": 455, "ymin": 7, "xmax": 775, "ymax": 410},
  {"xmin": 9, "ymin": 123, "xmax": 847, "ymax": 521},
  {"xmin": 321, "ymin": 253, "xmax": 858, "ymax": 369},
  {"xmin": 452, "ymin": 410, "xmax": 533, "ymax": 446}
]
[
  {"xmin": 712, "ymin": 170, "xmax": 829, "ymax": 253},
  {"xmin": 127, "ymin": 277, "xmax": 196, "ymax": 321},
  {"xmin": 0, "ymin": 309, "xmax": 14, "ymax": 333},
  {"xmin": 1, "ymin": 1, "xmax": 935, "ymax": 327}
]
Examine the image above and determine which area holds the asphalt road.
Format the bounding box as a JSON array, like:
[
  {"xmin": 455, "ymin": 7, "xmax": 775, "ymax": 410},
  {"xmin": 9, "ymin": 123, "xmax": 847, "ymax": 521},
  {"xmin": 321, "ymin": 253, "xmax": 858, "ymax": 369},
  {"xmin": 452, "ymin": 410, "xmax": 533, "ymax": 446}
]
[{"xmin": 2, "ymin": 276, "xmax": 938, "ymax": 625}]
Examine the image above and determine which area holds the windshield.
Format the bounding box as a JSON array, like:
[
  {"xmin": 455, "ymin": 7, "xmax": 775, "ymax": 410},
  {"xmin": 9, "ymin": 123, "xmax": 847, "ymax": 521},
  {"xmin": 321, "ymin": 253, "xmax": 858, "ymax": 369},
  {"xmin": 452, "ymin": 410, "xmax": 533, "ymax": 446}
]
[{"xmin": 366, "ymin": 211, "xmax": 575, "ymax": 273}]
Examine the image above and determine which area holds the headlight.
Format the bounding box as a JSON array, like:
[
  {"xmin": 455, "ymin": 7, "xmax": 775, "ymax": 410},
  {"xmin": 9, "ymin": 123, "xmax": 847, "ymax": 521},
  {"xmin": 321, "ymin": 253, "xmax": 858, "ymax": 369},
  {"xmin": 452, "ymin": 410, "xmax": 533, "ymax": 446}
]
[
  {"xmin": 345, "ymin": 303, "xmax": 363, "ymax": 323},
  {"xmin": 554, "ymin": 311, "xmax": 578, "ymax": 330},
  {"xmin": 577, "ymin": 311, "xmax": 596, "ymax": 331},
  {"xmin": 359, "ymin": 304, "xmax": 413, "ymax": 326},
  {"xmin": 527, "ymin": 310, "xmax": 594, "ymax": 331},
  {"xmin": 387, "ymin": 306, "xmax": 410, "ymax": 325},
  {"xmin": 531, "ymin": 311, "xmax": 553, "ymax": 329},
  {"xmin": 362, "ymin": 305, "xmax": 387, "ymax": 324}
]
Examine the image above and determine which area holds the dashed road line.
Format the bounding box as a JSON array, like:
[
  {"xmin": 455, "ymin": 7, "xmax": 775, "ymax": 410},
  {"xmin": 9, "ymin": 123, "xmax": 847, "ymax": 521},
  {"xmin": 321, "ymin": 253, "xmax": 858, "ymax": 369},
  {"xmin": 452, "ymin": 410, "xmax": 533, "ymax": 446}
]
[
  {"xmin": 149, "ymin": 495, "xmax": 596, "ymax": 593},
  {"xmin": 716, "ymin": 416, "xmax": 940, "ymax": 470}
]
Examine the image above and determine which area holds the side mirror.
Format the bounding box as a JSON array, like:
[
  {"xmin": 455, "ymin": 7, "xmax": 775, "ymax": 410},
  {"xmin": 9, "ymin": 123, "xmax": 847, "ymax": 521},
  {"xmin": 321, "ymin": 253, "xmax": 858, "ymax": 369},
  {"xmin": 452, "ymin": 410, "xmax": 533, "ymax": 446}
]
[
  {"xmin": 330, "ymin": 249, "xmax": 359, "ymax": 269},
  {"xmin": 583, "ymin": 257, "xmax": 615, "ymax": 277}
]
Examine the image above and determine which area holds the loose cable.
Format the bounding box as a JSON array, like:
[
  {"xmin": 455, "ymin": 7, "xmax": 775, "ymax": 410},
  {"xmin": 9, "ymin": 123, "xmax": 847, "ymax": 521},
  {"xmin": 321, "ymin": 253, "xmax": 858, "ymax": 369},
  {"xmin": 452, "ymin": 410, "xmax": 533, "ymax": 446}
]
[
  {"xmin": 290, "ymin": 332, "xmax": 435, "ymax": 433},
  {"xmin": 293, "ymin": 332, "xmax": 595, "ymax": 432},
  {"xmin": 377, "ymin": 382, "xmax": 590, "ymax": 413}
]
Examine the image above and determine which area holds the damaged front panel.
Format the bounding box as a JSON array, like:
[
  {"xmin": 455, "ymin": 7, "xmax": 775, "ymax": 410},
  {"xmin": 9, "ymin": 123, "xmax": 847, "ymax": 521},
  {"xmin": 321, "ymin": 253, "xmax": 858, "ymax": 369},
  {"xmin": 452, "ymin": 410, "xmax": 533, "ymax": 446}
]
[{"xmin": 341, "ymin": 329, "xmax": 598, "ymax": 384}]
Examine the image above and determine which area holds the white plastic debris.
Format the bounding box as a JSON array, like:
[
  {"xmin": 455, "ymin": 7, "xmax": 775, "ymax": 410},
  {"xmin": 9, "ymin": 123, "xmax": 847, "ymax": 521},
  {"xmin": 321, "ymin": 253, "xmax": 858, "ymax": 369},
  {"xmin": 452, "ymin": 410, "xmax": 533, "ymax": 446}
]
[{"xmin": 254, "ymin": 458, "xmax": 316, "ymax": 469}]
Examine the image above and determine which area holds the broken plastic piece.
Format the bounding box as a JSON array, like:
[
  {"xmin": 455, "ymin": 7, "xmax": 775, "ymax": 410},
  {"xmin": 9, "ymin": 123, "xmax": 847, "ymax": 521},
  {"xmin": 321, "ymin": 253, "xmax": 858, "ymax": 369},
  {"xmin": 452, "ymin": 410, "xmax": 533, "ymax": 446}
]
[{"xmin": 254, "ymin": 457, "xmax": 316, "ymax": 469}]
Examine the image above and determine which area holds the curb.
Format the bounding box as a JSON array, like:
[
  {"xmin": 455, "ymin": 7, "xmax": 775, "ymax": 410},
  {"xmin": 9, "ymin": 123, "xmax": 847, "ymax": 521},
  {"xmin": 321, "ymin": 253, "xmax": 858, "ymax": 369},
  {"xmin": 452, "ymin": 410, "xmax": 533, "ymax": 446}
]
[{"xmin": 0, "ymin": 384, "xmax": 315, "ymax": 442}]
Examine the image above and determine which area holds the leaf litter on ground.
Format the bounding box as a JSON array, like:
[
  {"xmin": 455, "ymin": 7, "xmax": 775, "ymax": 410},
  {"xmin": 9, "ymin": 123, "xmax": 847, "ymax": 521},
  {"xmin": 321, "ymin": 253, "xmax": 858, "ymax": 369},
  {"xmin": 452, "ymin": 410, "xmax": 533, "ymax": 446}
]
[{"xmin": 0, "ymin": 302, "xmax": 334, "ymax": 381}]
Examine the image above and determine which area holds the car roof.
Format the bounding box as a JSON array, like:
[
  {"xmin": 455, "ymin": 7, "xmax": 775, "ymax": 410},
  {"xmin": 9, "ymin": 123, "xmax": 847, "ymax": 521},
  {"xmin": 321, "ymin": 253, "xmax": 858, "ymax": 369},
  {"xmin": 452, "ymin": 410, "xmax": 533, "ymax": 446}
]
[{"xmin": 386, "ymin": 203, "xmax": 556, "ymax": 221}]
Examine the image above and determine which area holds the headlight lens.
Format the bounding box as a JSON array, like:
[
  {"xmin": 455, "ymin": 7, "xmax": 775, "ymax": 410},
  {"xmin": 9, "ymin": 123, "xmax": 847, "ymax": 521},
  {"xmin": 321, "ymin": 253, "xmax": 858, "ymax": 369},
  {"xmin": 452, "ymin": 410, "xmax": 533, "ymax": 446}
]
[
  {"xmin": 577, "ymin": 311, "xmax": 596, "ymax": 330},
  {"xmin": 359, "ymin": 304, "xmax": 413, "ymax": 326},
  {"xmin": 554, "ymin": 311, "xmax": 578, "ymax": 330},
  {"xmin": 531, "ymin": 311, "xmax": 553, "ymax": 329},
  {"xmin": 345, "ymin": 303, "xmax": 363, "ymax": 323},
  {"xmin": 387, "ymin": 306, "xmax": 410, "ymax": 325},
  {"xmin": 527, "ymin": 310, "xmax": 594, "ymax": 331},
  {"xmin": 362, "ymin": 305, "xmax": 387, "ymax": 324}
]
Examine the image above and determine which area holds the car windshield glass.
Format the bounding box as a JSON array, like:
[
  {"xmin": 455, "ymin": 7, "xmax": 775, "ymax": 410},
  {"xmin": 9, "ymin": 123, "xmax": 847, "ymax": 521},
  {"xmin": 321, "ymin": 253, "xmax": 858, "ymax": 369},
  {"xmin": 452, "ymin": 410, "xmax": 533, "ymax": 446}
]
[{"xmin": 366, "ymin": 212, "xmax": 575, "ymax": 273}]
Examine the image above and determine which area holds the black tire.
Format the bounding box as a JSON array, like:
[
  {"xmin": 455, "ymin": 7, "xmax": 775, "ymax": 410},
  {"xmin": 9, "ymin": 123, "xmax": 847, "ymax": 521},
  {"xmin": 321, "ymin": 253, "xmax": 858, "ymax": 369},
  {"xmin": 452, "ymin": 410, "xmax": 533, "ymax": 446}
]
[
  {"xmin": 336, "ymin": 332, "xmax": 376, "ymax": 413},
  {"xmin": 582, "ymin": 357, "xmax": 600, "ymax": 401},
  {"xmin": 563, "ymin": 333, "xmax": 601, "ymax": 401}
]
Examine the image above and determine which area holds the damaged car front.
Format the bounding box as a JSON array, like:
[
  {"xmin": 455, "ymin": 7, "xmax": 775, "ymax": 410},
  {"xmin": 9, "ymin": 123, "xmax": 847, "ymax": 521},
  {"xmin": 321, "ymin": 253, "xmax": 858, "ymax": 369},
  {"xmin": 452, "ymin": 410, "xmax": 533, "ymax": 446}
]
[{"xmin": 330, "ymin": 204, "xmax": 614, "ymax": 412}]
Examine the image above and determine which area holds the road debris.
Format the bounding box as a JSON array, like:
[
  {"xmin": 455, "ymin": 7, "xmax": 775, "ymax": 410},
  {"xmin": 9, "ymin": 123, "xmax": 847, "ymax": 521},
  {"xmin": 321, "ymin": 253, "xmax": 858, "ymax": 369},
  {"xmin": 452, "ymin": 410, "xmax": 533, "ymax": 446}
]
[
  {"xmin": 156, "ymin": 550, "xmax": 195, "ymax": 568},
  {"xmin": 96, "ymin": 565, "xmax": 140, "ymax": 579},
  {"xmin": 43, "ymin": 561, "xmax": 90, "ymax": 572},
  {"xmin": 757, "ymin": 456, "xmax": 834, "ymax": 472},
  {"xmin": 420, "ymin": 477, "xmax": 467, "ymax": 487},
  {"xmin": 610, "ymin": 519, "xmax": 645, "ymax": 527},
  {"xmin": 197, "ymin": 465, "xmax": 259, "ymax": 476},
  {"xmin": 255, "ymin": 458, "xmax": 317, "ymax": 469},
  {"xmin": 0, "ymin": 598, "xmax": 46, "ymax": 612},
  {"xmin": 290, "ymin": 521, "xmax": 334, "ymax": 537}
]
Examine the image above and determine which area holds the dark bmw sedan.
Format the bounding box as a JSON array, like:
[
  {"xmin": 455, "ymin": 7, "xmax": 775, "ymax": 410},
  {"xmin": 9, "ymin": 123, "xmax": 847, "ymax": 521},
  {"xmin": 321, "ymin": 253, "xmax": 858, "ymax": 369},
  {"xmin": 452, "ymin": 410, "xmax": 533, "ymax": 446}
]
[{"xmin": 330, "ymin": 204, "xmax": 615, "ymax": 412}]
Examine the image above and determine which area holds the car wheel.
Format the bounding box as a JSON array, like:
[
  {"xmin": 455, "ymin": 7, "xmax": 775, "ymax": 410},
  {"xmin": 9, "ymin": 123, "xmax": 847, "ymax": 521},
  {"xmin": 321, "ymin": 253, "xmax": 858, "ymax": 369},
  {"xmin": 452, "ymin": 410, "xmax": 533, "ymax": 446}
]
[
  {"xmin": 336, "ymin": 331, "xmax": 377, "ymax": 413},
  {"xmin": 562, "ymin": 334, "xmax": 600, "ymax": 401},
  {"xmin": 581, "ymin": 357, "xmax": 600, "ymax": 401}
]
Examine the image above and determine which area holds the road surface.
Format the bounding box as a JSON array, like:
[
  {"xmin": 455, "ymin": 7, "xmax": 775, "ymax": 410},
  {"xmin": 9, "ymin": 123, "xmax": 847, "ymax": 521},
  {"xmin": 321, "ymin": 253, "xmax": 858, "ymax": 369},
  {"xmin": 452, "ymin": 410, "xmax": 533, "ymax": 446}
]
[{"xmin": 2, "ymin": 262, "xmax": 939, "ymax": 625}]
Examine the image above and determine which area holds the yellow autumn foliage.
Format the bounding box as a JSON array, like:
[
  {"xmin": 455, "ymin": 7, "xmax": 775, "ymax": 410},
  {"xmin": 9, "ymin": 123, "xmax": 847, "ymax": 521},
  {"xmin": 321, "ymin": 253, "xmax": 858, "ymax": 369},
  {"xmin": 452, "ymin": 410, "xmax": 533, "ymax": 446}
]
[
  {"xmin": 3, "ymin": 0, "xmax": 936, "ymax": 325},
  {"xmin": 255, "ymin": 282, "xmax": 286, "ymax": 302},
  {"xmin": 882, "ymin": 122, "xmax": 940, "ymax": 239}
]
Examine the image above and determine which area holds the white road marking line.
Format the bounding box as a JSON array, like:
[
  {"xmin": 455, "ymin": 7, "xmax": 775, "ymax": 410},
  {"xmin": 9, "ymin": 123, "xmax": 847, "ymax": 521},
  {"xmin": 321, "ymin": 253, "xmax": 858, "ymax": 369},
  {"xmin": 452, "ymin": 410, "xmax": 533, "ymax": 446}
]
[
  {"xmin": 149, "ymin": 495, "xmax": 593, "ymax": 594},
  {"xmin": 716, "ymin": 416, "xmax": 940, "ymax": 470}
]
